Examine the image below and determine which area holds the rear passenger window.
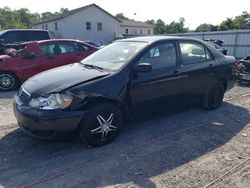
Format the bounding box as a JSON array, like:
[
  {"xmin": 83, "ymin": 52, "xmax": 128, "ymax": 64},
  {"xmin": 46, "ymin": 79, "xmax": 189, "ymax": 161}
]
[
  {"xmin": 180, "ymin": 42, "xmax": 206, "ymax": 65},
  {"xmin": 57, "ymin": 42, "xmax": 79, "ymax": 54},
  {"xmin": 27, "ymin": 31, "xmax": 50, "ymax": 41},
  {"xmin": 78, "ymin": 43, "xmax": 91, "ymax": 52}
]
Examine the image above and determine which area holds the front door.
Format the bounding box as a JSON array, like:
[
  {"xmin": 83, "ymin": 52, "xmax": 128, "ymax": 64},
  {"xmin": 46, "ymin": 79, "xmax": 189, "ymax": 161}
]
[{"xmin": 129, "ymin": 41, "xmax": 183, "ymax": 115}]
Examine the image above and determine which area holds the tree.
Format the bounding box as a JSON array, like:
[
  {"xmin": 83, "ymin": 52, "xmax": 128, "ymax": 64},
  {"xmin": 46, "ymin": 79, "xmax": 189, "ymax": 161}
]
[
  {"xmin": 218, "ymin": 18, "xmax": 234, "ymax": 30},
  {"xmin": 232, "ymin": 11, "xmax": 250, "ymax": 29},
  {"xmin": 40, "ymin": 12, "xmax": 54, "ymax": 21},
  {"xmin": 115, "ymin": 13, "xmax": 129, "ymax": 20},
  {"xmin": 16, "ymin": 8, "xmax": 39, "ymax": 28},
  {"xmin": 0, "ymin": 7, "xmax": 39, "ymax": 29},
  {"xmin": 218, "ymin": 11, "xmax": 250, "ymax": 30},
  {"xmin": 195, "ymin": 23, "xmax": 218, "ymax": 32},
  {"xmin": 145, "ymin": 19, "xmax": 155, "ymax": 26},
  {"xmin": 54, "ymin": 8, "xmax": 69, "ymax": 15},
  {"xmin": 154, "ymin": 19, "xmax": 166, "ymax": 34},
  {"xmin": 165, "ymin": 18, "xmax": 189, "ymax": 34}
]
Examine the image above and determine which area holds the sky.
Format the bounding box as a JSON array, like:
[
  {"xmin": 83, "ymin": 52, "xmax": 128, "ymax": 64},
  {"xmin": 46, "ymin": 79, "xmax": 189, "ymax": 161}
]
[{"xmin": 0, "ymin": 0, "xmax": 250, "ymax": 29}]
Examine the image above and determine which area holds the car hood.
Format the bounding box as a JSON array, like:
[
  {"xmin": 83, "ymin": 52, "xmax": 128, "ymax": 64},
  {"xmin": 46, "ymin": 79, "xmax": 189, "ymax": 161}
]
[{"xmin": 23, "ymin": 63, "xmax": 110, "ymax": 95}]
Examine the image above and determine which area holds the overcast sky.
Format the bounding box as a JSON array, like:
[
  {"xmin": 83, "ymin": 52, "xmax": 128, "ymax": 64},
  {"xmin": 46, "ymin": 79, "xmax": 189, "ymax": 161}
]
[{"xmin": 1, "ymin": 0, "xmax": 250, "ymax": 29}]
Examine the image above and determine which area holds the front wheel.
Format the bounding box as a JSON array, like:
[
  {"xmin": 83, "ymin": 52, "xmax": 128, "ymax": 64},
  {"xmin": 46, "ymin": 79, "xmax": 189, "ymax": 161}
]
[
  {"xmin": 79, "ymin": 103, "xmax": 123, "ymax": 147},
  {"xmin": 0, "ymin": 72, "xmax": 19, "ymax": 92},
  {"xmin": 203, "ymin": 81, "xmax": 225, "ymax": 110}
]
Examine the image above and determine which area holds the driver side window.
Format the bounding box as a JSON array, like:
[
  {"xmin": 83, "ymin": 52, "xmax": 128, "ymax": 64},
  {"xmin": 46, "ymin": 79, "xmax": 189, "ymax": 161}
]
[{"xmin": 138, "ymin": 42, "xmax": 177, "ymax": 70}]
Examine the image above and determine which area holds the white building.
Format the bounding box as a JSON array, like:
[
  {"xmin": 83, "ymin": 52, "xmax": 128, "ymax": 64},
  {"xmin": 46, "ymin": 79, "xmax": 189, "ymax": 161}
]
[
  {"xmin": 120, "ymin": 20, "xmax": 154, "ymax": 37},
  {"xmin": 33, "ymin": 4, "xmax": 155, "ymax": 43},
  {"xmin": 33, "ymin": 4, "xmax": 121, "ymax": 45}
]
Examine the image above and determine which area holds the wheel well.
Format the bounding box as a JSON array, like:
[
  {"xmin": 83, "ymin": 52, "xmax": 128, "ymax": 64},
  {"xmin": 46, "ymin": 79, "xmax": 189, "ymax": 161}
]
[
  {"xmin": 76, "ymin": 97, "xmax": 125, "ymax": 132},
  {"xmin": 0, "ymin": 70, "xmax": 21, "ymax": 85},
  {"xmin": 0, "ymin": 71, "xmax": 20, "ymax": 81},
  {"xmin": 217, "ymin": 78, "xmax": 227, "ymax": 91},
  {"xmin": 84, "ymin": 97, "xmax": 125, "ymax": 119}
]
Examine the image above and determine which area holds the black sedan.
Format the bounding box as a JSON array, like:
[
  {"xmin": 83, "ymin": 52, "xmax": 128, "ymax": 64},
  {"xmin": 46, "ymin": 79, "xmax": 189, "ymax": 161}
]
[{"xmin": 13, "ymin": 36, "xmax": 236, "ymax": 147}]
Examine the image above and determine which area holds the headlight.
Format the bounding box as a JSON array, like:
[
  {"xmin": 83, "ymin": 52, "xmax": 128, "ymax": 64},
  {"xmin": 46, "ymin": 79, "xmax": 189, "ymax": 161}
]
[{"xmin": 29, "ymin": 93, "xmax": 73, "ymax": 110}]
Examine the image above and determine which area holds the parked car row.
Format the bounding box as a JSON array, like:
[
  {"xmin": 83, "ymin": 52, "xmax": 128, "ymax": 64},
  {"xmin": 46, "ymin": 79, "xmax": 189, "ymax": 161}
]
[
  {"xmin": 0, "ymin": 39, "xmax": 98, "ymax": 91},
  {"xmin": 13, "ymin": 36, "xmax": 236, "ymax": 147}
]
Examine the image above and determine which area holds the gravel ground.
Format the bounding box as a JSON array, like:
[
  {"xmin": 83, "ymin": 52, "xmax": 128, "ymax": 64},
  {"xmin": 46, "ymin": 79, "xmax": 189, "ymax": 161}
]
[{"xmin": 0, "ymin": 84, "xmax": 249, "ymax": 188}]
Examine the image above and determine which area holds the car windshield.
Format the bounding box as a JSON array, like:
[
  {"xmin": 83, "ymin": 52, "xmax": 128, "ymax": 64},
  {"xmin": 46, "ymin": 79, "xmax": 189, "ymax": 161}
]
[{"xmin": 80, "ymin": 41, "xmax": 148, "ymax": 71}]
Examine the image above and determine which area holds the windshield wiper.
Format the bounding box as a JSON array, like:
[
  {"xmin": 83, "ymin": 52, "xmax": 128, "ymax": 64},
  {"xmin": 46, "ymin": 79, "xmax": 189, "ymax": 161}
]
[{"xmin": 82, "ymin": 64, "xmax": 104, "ymax": 72}]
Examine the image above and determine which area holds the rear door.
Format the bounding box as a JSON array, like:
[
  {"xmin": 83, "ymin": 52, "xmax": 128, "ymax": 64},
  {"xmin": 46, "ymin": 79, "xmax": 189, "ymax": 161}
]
[
  {"xmin": 129, "ymin": 41, "xmax": 183, "ymax": 115},
  {"xmin": 178, "ymin": 40, "xmax": 216, "ymax": 101}
]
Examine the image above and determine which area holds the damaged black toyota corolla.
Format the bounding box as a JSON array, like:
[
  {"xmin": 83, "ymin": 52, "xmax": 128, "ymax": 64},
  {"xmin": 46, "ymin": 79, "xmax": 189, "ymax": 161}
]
[{"xmin": 13, "ymin": 36, "xmax": 236, "ymax": 147}]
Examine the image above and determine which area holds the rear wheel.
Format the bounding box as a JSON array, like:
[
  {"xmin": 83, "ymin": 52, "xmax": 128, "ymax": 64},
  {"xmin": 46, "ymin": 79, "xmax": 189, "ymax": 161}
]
[
  {"xmin": 0, "ymin": 72, "xmax": 19, "ymax": 92},
  {"xmin": 79, "ymin": 103, "xmax": 123, "ymax": 147},
  {"xmin": 203, "ymin": 81, "xmax": 225, "ymax": 110}
]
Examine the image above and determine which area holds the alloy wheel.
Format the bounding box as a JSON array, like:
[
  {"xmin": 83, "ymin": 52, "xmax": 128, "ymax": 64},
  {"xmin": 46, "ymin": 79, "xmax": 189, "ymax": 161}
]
[
  {"xmin": 0, "ymin": 73, "xmax": 15, "ymax": 90},
  {"xmin": 91, "ymin": 113, "xmax": 117, "ymax": 141}
]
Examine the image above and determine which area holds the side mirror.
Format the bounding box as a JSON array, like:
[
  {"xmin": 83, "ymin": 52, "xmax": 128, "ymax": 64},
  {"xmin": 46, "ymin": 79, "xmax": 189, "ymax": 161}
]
[
  {"xmin": 134, "ymin": 63, "xmax": 152, "ymax": 73},
  {"xmin": 24, "ymin": 52, "xmax": 36, "ymax": 59}
]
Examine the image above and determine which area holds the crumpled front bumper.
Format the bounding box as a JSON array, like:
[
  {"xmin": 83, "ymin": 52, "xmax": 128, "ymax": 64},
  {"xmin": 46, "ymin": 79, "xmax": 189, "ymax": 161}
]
[{"xmin": 13, "ymin": 101, "xmax": 87, "ymax": 132}]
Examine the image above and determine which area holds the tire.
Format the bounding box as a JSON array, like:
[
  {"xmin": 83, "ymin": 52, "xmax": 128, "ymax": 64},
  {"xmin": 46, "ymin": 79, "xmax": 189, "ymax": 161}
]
[
  {"xmin": 79, "ymin": 103, "xmax": 123, "ymax": 147},
  {"xmin": 203, "ymin": 81, "xmax": 225, "ymax": 110},
  {"xmin": 0, "ymin": 72, "xmax": 20, "ymax": 92}
]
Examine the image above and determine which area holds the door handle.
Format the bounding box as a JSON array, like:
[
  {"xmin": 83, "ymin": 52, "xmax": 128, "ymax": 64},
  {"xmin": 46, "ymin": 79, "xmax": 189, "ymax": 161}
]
[{"xmin": 173, "ymin": 70, "xmax": 179, "ymax": 74}]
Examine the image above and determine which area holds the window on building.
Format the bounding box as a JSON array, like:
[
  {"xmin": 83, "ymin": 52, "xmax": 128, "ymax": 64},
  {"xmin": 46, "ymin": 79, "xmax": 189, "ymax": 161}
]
[
  {"xmin": 97, "ymin": 22, "xmax": 102, "ymax": 31},
  {"xmin": 86, "ymin": 22, "xmax": 91, "ymax": 30},
  {"xmin": 135, "ymin": 29, "xmax": 137, "ymax": 35},
  {"xmin": 55, "ymin": 22, "xmax": 58, "ymax": 31},
  {"xmin": 125, "ymin": 28, "xmax": 128, "ymax": 34},
  {"xmin": 140, "ymin": 29, "xmax": 143, "ymax": 35},
  {"xmin": 148, "ymin": 29, "xmax": 151, "ymax": 35},
  {"xmin": 45, "ymin": 24, "xmax": 48, "ymax": 30},
  {"xmin": 42, "ymin": 24, "xmax": 44, "ymax": 29}
]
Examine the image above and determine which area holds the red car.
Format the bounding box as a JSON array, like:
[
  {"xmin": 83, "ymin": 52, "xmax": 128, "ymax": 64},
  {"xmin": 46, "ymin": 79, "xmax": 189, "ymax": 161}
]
[{"xmin": 0, "ymin": 39, "xmax": 98, "ymax": 91}]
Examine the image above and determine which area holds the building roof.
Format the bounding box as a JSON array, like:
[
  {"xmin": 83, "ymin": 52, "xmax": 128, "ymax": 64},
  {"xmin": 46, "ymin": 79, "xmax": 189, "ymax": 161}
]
[
  {"xmin": 34, "ymin": 4, "xmax": 120, "ymax": 25},
  {"xmin": 120, "ymin": 20, "xmax": 154, "ymax": 28}
]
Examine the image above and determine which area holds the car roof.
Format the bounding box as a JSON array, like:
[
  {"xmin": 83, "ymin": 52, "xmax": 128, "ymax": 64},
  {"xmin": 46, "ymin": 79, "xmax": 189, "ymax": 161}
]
[
  {"xmin": 37, "ymin": 39, "xmax": 88, "ymax": 44},
  {"xmin": 120, "ymin": 35, "xmax": 225, "ymax": 59},
  {"xmin": 0, "ymin": 29, "xmax": 48, "ymax": 34},
  {"xmin": 37, "ymin": 39, "xmax": 98, "ymax": 49},
  {"xmin": 120, "ymin": 36, "xmax": 203, "ymax": 43}
]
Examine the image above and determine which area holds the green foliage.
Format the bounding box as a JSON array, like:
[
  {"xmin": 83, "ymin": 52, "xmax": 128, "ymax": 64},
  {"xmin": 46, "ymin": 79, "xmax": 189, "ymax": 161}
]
[
  {"xmin": 165, "ymin": 17, "xmax": 189, "ymax": 34},
  {"xmin": 145, "ymin": 18, "xmax": 189, "ymax": 34},
  {"xmin": 155, "ymin": 19, "xmax": 166, "ymax": 34},
  {"xmin": 218, "ymin": 11, "xmax": 250, "ymax": 30},
  {"xmin": 40, "ymin": 8, "xmax": 69, "ymax": 21},
  {"xmin": 195, "ymin": 24, "xmax": 218, "ymax": 32},
  {"xmin": 115, "ymin": 13, "xmax": 129, "ymax": 20},
  {"xmin": 218, "ymin": 18, "xmax": 234, "ymax": 30},
  {"xmin": 0, "ymin": 7, "xmax": 39, "ymax": 29},
  {"xmin": 0, "ymin": 7, "xmax": 69, "ymax": 30}
]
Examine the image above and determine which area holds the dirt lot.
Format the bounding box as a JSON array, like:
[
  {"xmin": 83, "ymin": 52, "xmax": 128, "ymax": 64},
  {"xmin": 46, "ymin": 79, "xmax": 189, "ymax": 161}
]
[{"xmin": 0, "ymin": 84, "xmax": 249, "ymax": 188}]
